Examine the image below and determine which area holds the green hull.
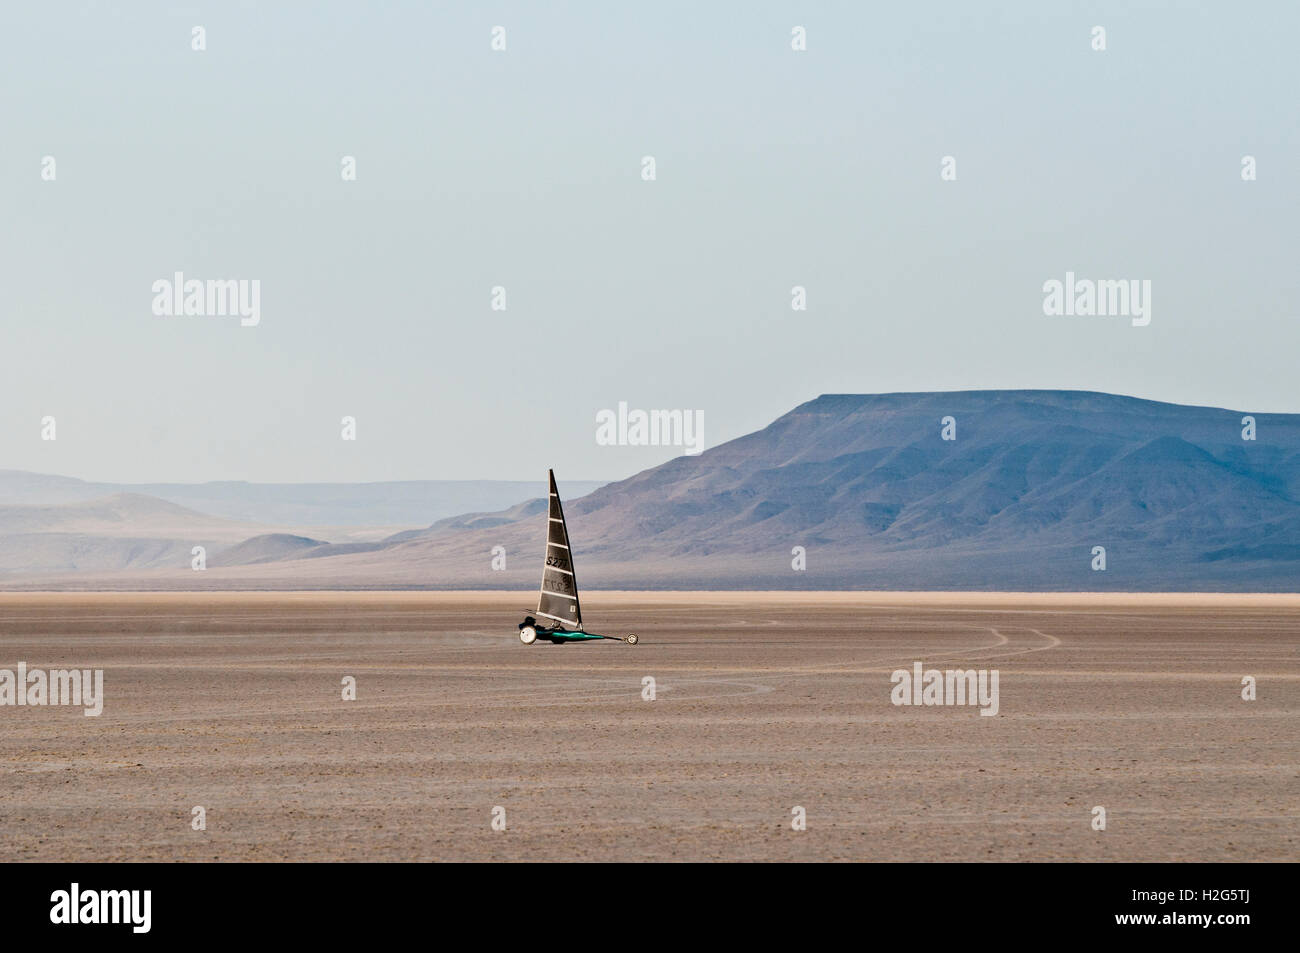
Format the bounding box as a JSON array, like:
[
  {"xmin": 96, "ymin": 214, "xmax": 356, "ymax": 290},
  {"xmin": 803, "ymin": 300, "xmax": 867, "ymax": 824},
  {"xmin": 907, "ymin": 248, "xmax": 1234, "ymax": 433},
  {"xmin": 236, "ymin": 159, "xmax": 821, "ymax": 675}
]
[{"xmin": 547, "ymin": 629, "xmax": 607, "ymax": 642}]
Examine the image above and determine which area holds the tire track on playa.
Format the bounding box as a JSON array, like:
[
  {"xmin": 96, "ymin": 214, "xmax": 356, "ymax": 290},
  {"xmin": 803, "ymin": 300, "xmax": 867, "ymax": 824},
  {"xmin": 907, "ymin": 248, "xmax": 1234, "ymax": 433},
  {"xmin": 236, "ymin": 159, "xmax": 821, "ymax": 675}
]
[
  {"xmin": 804, "ymin": 624, "xmax": 1061, "ymax": 678},
  {"xmin": 926, "ymin": 627, "xmax": 1062, "ymax": 666},
  {"xmin": 639, "ymin": 625, "xmax": 1062, "ymax": 702}
]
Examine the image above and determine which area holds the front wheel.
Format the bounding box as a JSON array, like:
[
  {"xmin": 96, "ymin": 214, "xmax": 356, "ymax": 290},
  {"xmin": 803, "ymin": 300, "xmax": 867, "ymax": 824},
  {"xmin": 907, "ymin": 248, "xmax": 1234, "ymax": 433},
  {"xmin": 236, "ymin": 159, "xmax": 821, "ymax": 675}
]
[
  {"xmin": 519, "ymin": 625, "xmax": 537, "ymax": 645},
  {"xmin": 625, "ymin": 633, "xmax": 638, "ymax": 644}
]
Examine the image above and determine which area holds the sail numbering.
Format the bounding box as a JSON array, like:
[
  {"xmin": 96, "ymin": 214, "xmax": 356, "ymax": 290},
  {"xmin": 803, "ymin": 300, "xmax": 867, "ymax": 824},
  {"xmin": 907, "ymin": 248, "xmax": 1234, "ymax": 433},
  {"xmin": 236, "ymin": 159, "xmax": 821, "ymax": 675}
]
[{"xmin": 517, "ymin": 470, "xmax": 639, "ymax": 646}]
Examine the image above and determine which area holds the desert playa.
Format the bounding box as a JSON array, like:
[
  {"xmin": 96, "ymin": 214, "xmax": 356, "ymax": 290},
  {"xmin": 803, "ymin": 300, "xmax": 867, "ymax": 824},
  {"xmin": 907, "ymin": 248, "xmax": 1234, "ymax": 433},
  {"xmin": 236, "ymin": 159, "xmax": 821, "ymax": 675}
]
[{"xmin": 1, "ymin": 591, "xmax": 1296, "ymax": 862}]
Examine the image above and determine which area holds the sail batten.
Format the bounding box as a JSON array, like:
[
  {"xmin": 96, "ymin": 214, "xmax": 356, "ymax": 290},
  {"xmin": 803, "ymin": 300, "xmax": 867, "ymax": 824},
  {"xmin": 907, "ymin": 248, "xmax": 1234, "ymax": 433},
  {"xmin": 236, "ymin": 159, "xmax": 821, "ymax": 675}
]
[{"xmin": 536, "ymin": 469, "xmax": 582, "ymax": 630}]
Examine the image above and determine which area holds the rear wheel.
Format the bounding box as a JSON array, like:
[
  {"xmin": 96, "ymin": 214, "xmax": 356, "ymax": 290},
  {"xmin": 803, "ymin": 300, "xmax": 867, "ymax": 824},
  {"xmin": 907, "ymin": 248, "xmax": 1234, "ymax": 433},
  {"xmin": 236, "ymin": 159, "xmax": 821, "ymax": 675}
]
[
  {"xmin": 625, "ymin": 633, "xmax": 639, "ymax": 644},
  {"xmin": 519, "ymin": 625, "xmax": 537, "ymax": 645}
]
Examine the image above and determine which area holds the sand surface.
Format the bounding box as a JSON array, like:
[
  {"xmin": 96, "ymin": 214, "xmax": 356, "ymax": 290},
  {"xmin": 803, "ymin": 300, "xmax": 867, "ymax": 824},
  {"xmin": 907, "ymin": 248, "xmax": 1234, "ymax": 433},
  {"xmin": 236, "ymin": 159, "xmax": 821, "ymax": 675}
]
[{"xmin": 1, "ymin": 592, "xmax": 1296, "ymax": 862}]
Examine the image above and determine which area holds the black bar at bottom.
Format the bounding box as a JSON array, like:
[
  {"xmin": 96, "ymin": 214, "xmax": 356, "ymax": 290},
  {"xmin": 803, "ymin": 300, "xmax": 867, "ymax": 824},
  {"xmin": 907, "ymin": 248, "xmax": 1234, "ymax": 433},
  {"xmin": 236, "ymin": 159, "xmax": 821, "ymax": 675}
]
[{"xmin": 0, "ymin": 862, "xmax": 1279, "ymax": 942}]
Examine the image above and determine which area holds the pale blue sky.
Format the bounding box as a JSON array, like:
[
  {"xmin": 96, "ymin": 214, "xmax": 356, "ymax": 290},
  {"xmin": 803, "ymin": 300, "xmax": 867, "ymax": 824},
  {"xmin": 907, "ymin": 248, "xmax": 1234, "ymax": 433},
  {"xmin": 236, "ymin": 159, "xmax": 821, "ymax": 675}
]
[{"xmin": 3, "ymin": 1, "xmax": 1297, "ymax": 483}]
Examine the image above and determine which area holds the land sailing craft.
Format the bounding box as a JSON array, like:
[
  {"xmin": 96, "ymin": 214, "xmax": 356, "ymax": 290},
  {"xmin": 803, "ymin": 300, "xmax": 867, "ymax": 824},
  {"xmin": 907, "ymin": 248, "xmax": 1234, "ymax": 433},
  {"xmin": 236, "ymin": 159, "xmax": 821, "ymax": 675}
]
[{"xmin": 518, "ymin": 470, "xmax": 639, "ymax": 646}]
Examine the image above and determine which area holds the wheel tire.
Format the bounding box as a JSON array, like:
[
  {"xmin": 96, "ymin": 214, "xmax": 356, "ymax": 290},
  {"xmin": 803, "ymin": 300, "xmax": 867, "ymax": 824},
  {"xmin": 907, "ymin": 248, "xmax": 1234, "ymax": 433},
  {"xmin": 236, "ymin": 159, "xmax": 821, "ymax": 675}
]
[
  {"xmin": 625, "ymin": 633, "xmax": 639, "ymax": 644},
  {"xmin": 519, "ymin": 625, "xmax": 537, "ymax": 645}
]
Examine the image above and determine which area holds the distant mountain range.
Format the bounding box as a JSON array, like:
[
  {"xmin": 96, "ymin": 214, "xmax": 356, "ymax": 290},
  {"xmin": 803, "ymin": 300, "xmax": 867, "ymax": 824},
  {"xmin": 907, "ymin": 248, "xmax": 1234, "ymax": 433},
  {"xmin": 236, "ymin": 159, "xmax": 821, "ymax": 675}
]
[
  {"xmin": 3, "ymin": 391, "xmax": 1298, "ymax": 590},
  {"xmin": 0, "ymin": 474, "xmax": 604, "ymax": 577},
  {"xmin": 0, "ymin": 472, "xmax": 605, "ymax": 528}
]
